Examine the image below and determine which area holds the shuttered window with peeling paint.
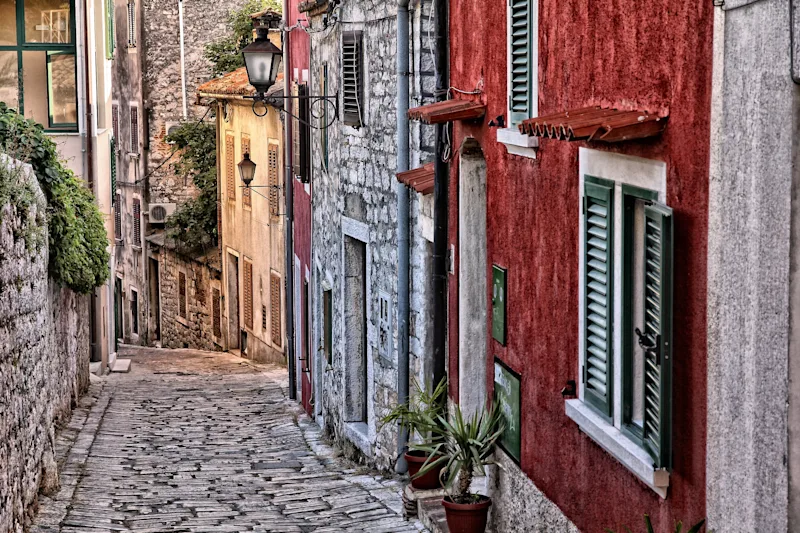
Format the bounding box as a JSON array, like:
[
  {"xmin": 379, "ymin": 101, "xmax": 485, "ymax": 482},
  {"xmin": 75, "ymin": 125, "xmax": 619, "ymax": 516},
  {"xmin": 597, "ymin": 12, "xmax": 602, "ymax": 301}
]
[
  {"xmin": 212, "ymin": 287, "xmax": 221, "ymax": 338},
  {"xmin": 270, "ymin": 271, "xmax": 281, "ymax": 347},
  {"xmin": 508, "ymin": 0, "xmax": 533, "ymax": 125},
  {"xmin": 243, "ymin": 259, "xmax": 253, "ymax": 330},
  {"xmin": 268, "ymin": 143, "xmax": 280, "ymax": 217},
  {"xmin": 226, "ymin": 133, "xmax": 235, "ymax": 202},
  {"xmin": 342, "ymin": 32, "xmax": 363, "ymax": 127}
]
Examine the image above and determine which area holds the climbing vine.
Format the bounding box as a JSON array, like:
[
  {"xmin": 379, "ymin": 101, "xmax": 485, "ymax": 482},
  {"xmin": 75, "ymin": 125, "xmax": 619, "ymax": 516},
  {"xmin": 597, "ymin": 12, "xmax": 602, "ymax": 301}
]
[
  {"xmin": 0, "ymin": 103, "xmax": 110, "ymax": 294},
  {"xmin": 165, "ymin": 121, "xmax": 218, "ymax": 254}
]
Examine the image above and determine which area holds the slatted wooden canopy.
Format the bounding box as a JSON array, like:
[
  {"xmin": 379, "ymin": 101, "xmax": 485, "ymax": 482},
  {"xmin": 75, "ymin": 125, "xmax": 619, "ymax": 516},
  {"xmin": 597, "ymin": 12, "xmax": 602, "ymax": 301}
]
[
  {"xmin": 519, "ymin": 106, "xmax": 667, "ymax": 142},
  {"xmin": 396, "ymin": 162, "xmax": 434, "ymax": 195},
  {"xmin": 408, "ymin": 99, "xmax": 486, "ymax": 124}
]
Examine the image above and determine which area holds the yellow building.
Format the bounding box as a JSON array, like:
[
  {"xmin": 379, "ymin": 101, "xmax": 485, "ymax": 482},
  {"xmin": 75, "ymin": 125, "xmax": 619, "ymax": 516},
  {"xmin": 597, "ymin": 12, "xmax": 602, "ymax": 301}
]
[{"xmin": 198, "ymin": 68, "xmax": 285, "ymax": 364}]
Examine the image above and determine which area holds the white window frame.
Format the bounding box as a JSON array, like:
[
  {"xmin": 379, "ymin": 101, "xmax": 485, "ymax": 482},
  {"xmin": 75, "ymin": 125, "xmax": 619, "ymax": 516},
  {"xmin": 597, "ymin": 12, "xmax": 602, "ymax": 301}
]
[
  {"xmin": 566, "ymin": 147, "xmax": 669, "ymax": 498},
  {"xmin": 499, "ymin": 0, "xmax": 539, "ymax": 158}
]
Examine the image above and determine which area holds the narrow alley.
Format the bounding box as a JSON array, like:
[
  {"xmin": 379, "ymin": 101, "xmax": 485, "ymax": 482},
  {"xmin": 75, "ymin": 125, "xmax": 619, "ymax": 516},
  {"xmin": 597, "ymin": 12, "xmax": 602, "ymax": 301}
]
[{"xmin": 29, "ymin": 347, "xmax": 426, "ymax": 533}]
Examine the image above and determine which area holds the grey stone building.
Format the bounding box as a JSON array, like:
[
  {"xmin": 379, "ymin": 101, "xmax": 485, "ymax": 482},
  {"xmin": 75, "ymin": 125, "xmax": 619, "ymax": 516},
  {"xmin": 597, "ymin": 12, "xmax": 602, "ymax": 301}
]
[{"xmin": 302, "ymin": 0, "xmax": 437, "ymax": 470}]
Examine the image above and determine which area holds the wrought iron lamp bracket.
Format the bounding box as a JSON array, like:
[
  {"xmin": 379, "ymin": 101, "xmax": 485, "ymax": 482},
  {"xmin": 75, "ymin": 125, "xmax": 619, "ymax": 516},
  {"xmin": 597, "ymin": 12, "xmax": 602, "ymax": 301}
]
[{"xmin": 246, "ymin": 90, "xmax": 340, "ymax": 130}]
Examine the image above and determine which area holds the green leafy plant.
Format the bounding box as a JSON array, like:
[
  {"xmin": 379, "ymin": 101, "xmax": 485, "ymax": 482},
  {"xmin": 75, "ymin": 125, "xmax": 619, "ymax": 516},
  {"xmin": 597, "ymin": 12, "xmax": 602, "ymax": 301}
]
[
  {"xmin": 413, "ymin": 402, "xmax": 505, "ymax": 503},
  {"xmin": 204, "ymin": 0, "xmax": 282, "ymax": 77},
  {"xmin": 606, "ymin": 515, "xmax": 710, "ymax": 533},
  {"xmin": 381, "ymin": 378, "xmax": 447, "ymax": 442},
  {"xmin": 0, "ymin": 103, "xmax": 109, "ymax": 293},
  {"xmin": 165, "ymin": 121, "xmax": 218, "ymax": 254}
]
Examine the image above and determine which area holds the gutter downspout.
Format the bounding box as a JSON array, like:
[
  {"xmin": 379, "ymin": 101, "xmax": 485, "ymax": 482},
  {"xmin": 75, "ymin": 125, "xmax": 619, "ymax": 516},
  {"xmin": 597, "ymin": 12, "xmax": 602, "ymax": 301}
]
[
  {"xmin": 178, "ymin": 0, "xmax": 188, "ymax": 118},
  {"xmin": 283, "ymin": 6, "xmax": 297, "ymax": 400},
  {"xmin": 432, "ymin": 0, "xmax": 449, "ymax": 391},
  {"xmin": 395, "ymin": 0, "xmax": 410, "ymax": 475}
]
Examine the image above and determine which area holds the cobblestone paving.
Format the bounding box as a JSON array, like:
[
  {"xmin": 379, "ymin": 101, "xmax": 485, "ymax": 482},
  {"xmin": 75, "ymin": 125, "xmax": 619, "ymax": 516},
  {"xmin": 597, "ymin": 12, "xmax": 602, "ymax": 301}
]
[{"xmin": 30, "ymin": 347, "xmax": 426, "ymax": 533}]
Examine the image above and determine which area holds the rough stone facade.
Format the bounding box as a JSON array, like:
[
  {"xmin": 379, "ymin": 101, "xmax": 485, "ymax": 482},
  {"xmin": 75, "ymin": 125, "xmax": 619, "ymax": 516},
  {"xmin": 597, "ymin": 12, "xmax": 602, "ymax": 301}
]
[
  {"xmin": 152, "ymin": 240, "xmax": 224, "ymax": 352},
  {"xmin": 0, "ymin": 161, "xmax": 90, "ymax": 533},
  {"xmin": 307, "ymin": 0, "xmax": 437, "ymax": 470}
]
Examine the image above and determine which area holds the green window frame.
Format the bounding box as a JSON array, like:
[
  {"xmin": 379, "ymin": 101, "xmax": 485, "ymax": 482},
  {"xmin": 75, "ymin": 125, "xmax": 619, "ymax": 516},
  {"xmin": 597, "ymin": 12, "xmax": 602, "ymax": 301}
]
[
  {"xmin": 105, "ymin": 0, "xmax": 114, "ymax": 59},
  {"xmin": 0, "ymin": 0, "xmax": 77, "ymax": 132},
  {"xmin": 508, "ymin": 0, "xmax": 533, "ymax": 125}
]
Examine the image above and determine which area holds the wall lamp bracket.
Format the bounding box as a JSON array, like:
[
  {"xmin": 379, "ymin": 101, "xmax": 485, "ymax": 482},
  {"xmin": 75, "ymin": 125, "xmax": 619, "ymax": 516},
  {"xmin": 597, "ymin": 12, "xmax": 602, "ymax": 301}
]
[{"xmin": 245, "ymin": 91, "xmax": 340, "ymax": 130}]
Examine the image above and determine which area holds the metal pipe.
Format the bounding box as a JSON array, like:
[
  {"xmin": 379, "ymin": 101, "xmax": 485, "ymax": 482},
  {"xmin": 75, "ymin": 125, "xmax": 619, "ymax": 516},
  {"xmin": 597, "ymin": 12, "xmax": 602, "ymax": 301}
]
[
  {"xmin": 431, "ymin": 0, "xmax": 449, "ymax": 391},
  {"xmin": 178, "ymin": 0, "xmax": 188, "ymax": 118},
  {"xmin": 283, "ymin": 2, "xmax": 297, "ymax": 400},
  {"xmin": 395, "ymin": 0, "xmax": 410, "ymax": 475}
]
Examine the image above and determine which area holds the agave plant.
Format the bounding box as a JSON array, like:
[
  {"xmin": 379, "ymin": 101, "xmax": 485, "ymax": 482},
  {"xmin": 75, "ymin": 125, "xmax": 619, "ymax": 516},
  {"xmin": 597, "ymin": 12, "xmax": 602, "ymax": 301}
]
[
  {"xmin": 411, "ymin": 402, "xmax": 505, "ymax": 503},
  {"xmin": 380, "ymin": 377, "xmax": 447, "ymax": 441},
  {"xmin": 606, "ymin": 514, "xmax": 710, "ymax": 533}
]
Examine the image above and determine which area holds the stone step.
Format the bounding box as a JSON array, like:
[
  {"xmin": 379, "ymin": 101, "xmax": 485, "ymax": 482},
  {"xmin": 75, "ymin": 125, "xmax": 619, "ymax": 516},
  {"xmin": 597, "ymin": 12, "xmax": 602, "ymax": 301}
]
[{"xmin": 111, "ymin": 359, "xmax": 131, "ymax": 373}]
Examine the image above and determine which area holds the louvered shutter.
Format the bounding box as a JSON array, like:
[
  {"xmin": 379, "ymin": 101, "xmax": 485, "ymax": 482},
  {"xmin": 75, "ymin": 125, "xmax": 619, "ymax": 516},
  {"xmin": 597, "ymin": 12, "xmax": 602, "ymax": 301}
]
[
  {"xmin": 226, "ymin": 133, "xmax": 235, "ymax": 202},
  {"xmin": 270, "ymin": 272, "xmax": 282, "ymax": 347},
  {"xmin": 112, "ymin": 104, "xmax": 119, "ymax": 140},
  {"xmin": 178, "ymin": 272, "xmax": 187, "ymax": 318},
  {"xmin": 292, "ymin": 83, "xmax": 300, "ymax": 176},
  {"xmin": 130, "ymin": 107, "xmax": 139, "ymax": 153},
  {"xmin": 212, "ymin": 288, "xmax": 221, "ymax": 338},
  {"xmin": 298, "ymin": 84, "xmax": 310, "ymax": 183},
  {"xmin": 127, "ymin": 2, "xmax": 135, "ymax": 46},
  {"xmin": 242, "ymin": 136, "xmax": 251, "ymax": 207},
  {"xmin": 342, "ymin": 32, "xmax": 363, "ymax": 127},
  {"xmin": 110, "ymin": 137, "xmax": 116, "ymax": 204},
  {"xmin": 641, "ymin": 203, "xmax": 673, "ymax": 469},
  {"xmin": 509, "ymin": 0, "xmax": 532, "ymax": 125},
  {"xmin": 268, "ymin": 143, "xmax": 279, "ymax": 217},
  {"xmin": 133, "ymin": 198, "xmax": 141, "ymax": 244},
  {"xmin": 244, "ymin": 260, "xmax": 253, "ymax": 329},
  {"xmin": 583, "ymin": 181, "xmax": 614, "ymax": 417},
  {"xmin": 106, "ymin": 0, "xmax": 115, "ymax": 58},
  {"xmin": 114, "ymin": 194, "xmax": 122, "ymax": 240}
]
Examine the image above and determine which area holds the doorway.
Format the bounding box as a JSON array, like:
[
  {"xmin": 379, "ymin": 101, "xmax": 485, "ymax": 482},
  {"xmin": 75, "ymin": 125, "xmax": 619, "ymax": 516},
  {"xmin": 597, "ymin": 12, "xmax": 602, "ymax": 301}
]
[
  {"xmin": 343, "ymin": 235, "xmax": 368, "ymax": 424},
  {"xmin": 148, "ymin": 257, "xmax": 161, "ymax": 342},
  {"xmin": 458, "ymin": 139, "xmax": 488, "ymax": 416},
  {"xmin": 227, "ymin": 252, "xmax": 240, "ymax": 350},
  {"xmin": 114, "ymin": 277, "xmax": 123, "ymax": 352},
  {"xmin": 301, "ymin": 276, "xmax": 313, "ymax": 415}
]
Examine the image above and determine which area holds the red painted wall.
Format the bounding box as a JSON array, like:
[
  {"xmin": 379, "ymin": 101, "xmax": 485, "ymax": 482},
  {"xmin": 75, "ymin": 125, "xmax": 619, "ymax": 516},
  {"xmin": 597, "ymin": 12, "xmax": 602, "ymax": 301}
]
[{"xmin": 446, "ymin": 0, "xmax": 712, "ymax": 530}]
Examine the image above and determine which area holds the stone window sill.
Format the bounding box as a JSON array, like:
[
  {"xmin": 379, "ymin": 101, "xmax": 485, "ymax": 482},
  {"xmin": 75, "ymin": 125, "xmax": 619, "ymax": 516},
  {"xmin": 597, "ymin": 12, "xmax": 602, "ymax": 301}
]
[
  {"xmin": 565, "ymin": 399, "xmax": 669, "ymax": 498},
  {"xmin": 344, "ymin": 422, "xmax": 371, "ymax": 456},
  {"xmin": 497, "ymin": 127, "xmax": 538, "ymax": 159},
  {"xmin": 177, "ymin": 315, "xmax": 188, "ymax": 327}
]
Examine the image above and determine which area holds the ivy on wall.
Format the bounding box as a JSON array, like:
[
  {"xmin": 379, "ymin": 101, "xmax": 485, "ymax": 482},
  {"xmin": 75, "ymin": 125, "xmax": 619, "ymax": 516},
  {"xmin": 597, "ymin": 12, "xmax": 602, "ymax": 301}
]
[{"xmin": 0, "ymin": 103, "xmax": 110, "ymax": 294}]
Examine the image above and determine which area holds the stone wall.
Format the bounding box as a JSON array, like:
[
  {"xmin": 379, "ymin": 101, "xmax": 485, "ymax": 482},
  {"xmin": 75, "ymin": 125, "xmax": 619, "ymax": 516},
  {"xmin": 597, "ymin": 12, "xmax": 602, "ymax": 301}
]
[
  {"xmin": 0, "ymin": 160, "xmax": 90, "ymax": 533},
  {"xmin": 155, "ymin": 243, "xmax": 224, "ymax": 352},
  {"xmin": 308, "ymin": 0, "xmax": 437, "ymax": 471}
]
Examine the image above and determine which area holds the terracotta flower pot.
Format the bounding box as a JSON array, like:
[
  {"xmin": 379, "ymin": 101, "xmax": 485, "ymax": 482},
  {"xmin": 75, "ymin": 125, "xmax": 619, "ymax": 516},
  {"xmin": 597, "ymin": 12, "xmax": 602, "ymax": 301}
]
[
  {"xmin": 405, "ymin": 450, "xmax": 443, "ymax": 490},
  {"xmin": 442, "ymin": 495, "xmax": 492, "ymax": 533}
]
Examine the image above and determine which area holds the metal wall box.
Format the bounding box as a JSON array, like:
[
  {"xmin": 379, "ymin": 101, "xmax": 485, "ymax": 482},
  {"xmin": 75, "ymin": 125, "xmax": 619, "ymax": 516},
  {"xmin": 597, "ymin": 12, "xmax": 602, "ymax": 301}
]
[{"xmin": 492, "ymin": 265, "xmax": 507, "ymax": 345}]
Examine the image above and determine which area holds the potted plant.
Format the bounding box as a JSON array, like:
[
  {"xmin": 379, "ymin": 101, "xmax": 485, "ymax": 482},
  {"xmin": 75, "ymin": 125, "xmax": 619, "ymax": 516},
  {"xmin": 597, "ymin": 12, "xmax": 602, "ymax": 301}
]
[
  {"xmin": 607, "ymin": 515, "xmax": 710, "ymax": 533},
  {"xmin": 380, "ymin": 378, "xmax": 447, "ymax": 490},
  {"xmin": 412, "ymin": 403, "xmax": 505, "ymax": 533}
]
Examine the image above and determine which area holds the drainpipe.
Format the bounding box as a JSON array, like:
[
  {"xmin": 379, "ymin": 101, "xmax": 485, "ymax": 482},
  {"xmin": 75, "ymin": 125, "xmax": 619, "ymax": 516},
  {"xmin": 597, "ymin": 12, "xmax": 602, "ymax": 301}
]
[
  {"xmin": 283, "ymin": 4, "xmax": 297, "ymax": 400},
  {"xmin": 431, "ymin": 0, "xmax": 449, "ymax": 390},
  {"xmin": 178, "ymin": 0, "xmax": 188, "ymax": 119},
  {"xmin": 395, "ymin": 0, "xmax": 410, "ymax": 474}
]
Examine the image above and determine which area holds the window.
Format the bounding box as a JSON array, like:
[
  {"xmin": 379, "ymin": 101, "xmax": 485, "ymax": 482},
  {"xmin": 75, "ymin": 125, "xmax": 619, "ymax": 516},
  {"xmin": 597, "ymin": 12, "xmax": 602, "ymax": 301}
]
[
  {"xmin": 241, "ymin": 134, "xmax": 251, "ymax": 207},
  {"xmin": 225, "ymin": 132, "xmax": 235, "ymax": 202},
  {"xmin": 243, "ymin": 258, "xmax": 253, "ymax": 330},
  {"xmin": 566, "ymin": 150, "xmax": 673, "ymax": 496},
  {"xmin": 178, "ymin": 271, "xmax": 187, "ymax": 319},
  {"xmin": 105, "ymin": 0, "xmax": 114, "ymax": 59},
  {"xmin": 507, "ymin": 0, "xmax": 535, "ymax": 125},
  {"xmin": 195, "ymin": 270, "xmax": 205, "ymax": 307},
  {"xmin": 320, "ymin": 62, "xmax": 329, "ymax": 170},
  {"xmin": 292, "ymin": 83, "xmax": 310, "ymax": 183},
  {"xmin": 132, "ymin": 197, "xmax": 141, "ymax": 245},
  {"xmin": 130, "ymin": 288, "xmax": 138, "ymax": 335},
  {"xmin": 262, "ymin": 303, "xmax": 267, "ymax": 331},
  {"xmin": 212, "ymin": 287, "xmax": 221, "ymax": 338},
  {"xmin": 268, "ymin": 142, "xmax": 279, "ymax": 217},
  {"xmin": 130, "ymin": 106, "xmax": 139, "ymax": 153},
  {"xmin": 110, "ymin": 137, "xmax": 116, "ymax": 201},
  {"xmin": 114, "ymin": 194, "xmax": 122, "ymax": 240},
  {"xmin": 0, "ymin": 0, "xmax": 77, "ymax": 130},
  {"xmin": 323, "ymin": 288, "xmax": 332, "ymax": 365},
  {"xmin": 126, "ymin": 1, "xmax": 135, "ymax": 47},
  {"xmin": 341, "ymin": 32, "xmax": 363, "ymax": 127},
  {"xmin": 111, "ymin": 103, "xmax": 119, "ymax": 141},
  {"xmin": 270, "ymin": 271, "xmax": 282, "ymax": 347}
]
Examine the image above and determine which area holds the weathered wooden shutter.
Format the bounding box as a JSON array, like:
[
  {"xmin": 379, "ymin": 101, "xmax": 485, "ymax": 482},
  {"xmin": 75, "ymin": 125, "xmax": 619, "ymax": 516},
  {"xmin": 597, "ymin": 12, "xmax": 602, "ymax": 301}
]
[
  {"xmin": 178, "ymin": 272, "xmax": 187, "ymax": 318},
  {"xmin": 270, "ymin": 271, "xmax": 282, "ymax": 347},
  {"xmin": 342, "ymin": 32, "xmax": 363, "ymax": 127},
  {"xmin": 127, "ymin": 2, "xmax": 135, "ymax": 46},
  {"xmin": 324, "ymin": 289, "xmax": 332, "ymax": 364},
  {"xmin": 583, "ymin": 181, "xmax": 614, "ymax": 417},
  {"xmin": 132, "ymin": 198, "xmax": 141, "ymax": 244},
  {"xmin": 298, "ymin": 84, "xmax": 310, "ymax": 183},
  {"xmin": 242, "ymin": 135, "xmax": 251, "ymax": 207},
  {"xmin": 114, "ymin": 194, "xmax": 121, "ymax": 240},
  {"xmin": 130, "ymin": 107, "xmax": 139, "ymax": 153},
  {"xmin": 509, "ymin": 0, "xmax": 532, "ymax": 125},
  {"xmin": 268, "ymin": 143, "xmax": 279, "ymax": 217},
  {"xmin": 225, "ymin": 133, "xmax": 235, "ymax": 202},
  {"xmin": 110, "ymin": 137, "xmax": 116, "ymax": 203},
  {"xmin": 292, "ymin": 83, "xmax": 300, "ymax": 176},
  {"xmin": 244, "ymin": 259, "xmax": 253, "ymax": 330},
  {"xmin": 212, "ymin": 287, "xmax": 221, "ymax": 338},
  {"xmin": 106, "ymin": 0, "xmax": 115, "ymax": 58},
  {"xmin": 112, "ymin": 104, "xmax": 119, "ymax": 140},
  {"xmin": 641, "ymin": 203, "xmax": 673, "ymax": 469},
  {"xmin": 195, "ymin": 270, "xmax": 205, "ymax": 307}
]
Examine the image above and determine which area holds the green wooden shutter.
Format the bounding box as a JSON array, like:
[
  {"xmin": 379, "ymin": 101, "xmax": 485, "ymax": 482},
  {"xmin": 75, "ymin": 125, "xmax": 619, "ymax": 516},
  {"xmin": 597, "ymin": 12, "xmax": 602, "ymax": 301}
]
[
  {"xmin": 583, "ymin": 181, "xmax": 614, "ymax": 417},
  {"xmin": 509, "ymin": 0, "xmax": 532, "ymax": 125},
  {"xmin": 641, "ymin": 203, "xmax": 673, "ymax": 469},
  {"xmin": 105, "ymin": 0, "xmax": 115, "ymax": 59}
]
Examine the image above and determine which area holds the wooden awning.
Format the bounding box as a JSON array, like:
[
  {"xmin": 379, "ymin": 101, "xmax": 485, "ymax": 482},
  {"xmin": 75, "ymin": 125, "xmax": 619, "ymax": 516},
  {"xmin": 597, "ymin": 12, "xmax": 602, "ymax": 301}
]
[
  {"xmin": 519, "ymin": 106, "xmax": 667, "ymax": 142},
  {"xmin": 396, "ymin": 163, "xmax": 434, "ymax": 195},
  {"xmin": 408, "ymin": 99, "xmax": 486, "ymax": 124}
]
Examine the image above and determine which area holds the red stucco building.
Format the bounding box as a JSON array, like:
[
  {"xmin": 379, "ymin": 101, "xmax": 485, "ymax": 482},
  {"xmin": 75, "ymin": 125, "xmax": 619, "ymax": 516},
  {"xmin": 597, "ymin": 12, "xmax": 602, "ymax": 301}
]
[{"xmin": 442, "ymin": 0, "xmax": 713, "ymax": 530}]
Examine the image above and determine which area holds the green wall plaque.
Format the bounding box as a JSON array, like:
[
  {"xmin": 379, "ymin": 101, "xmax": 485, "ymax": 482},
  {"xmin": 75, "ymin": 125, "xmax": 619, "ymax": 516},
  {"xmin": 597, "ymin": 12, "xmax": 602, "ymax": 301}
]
[
  {"xmin": 492, "ymin": 265, "xmax": 507, "ymax": 345},
  {"xmin": 494, "ymin": 358, "xmax": 521, "ymax": 462}
]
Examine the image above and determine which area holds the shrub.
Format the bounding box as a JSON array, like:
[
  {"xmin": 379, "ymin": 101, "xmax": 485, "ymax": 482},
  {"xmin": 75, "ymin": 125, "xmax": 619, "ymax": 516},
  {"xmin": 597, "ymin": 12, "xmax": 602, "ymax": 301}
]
[{"xmin": 0, "ymin": 103, "xmax": 110, "ymax": 293}]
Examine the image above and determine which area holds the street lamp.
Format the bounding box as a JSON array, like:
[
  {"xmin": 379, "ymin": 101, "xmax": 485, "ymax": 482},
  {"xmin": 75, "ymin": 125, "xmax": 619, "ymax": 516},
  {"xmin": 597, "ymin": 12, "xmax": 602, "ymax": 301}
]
[
  {"xmin": 238, "ymin": 153, "xmax": 257, "ymax": 186},
  {"xmin": 241, "ymin": 36, "xmax": 282, "ymax": 95}
]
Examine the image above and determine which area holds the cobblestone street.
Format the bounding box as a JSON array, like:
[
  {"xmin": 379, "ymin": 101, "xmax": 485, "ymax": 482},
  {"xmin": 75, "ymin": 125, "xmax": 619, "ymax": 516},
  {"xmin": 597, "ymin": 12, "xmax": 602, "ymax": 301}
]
[{"xmin": 29, "ymin": 347, "xmax": 425, "ymax": 533}]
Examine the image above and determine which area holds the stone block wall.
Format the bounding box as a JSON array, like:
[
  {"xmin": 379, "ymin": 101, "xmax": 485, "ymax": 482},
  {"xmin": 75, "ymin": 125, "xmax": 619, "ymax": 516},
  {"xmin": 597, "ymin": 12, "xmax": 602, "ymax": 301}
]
[
  {"xmin": 0, "ymin": 161, "xmax": 90, "ymax": 533},
  {"xmin": 156, "ymin": 244, "xmax": 224, "ymax": 352}
]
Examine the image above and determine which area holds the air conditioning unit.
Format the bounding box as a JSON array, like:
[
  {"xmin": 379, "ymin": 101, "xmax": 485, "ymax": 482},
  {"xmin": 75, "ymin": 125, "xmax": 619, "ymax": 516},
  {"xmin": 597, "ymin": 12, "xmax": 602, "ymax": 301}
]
[{"xmin": 147, "ymin": 203, "xmax": 176, "ymax": 224}]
